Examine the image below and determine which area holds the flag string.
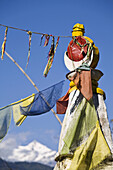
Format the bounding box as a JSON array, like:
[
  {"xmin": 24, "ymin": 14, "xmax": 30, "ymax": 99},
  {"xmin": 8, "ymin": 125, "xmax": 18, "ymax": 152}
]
[{"xmin": 0, "ymin": 23, "xmax": 72, "ymax": 38}]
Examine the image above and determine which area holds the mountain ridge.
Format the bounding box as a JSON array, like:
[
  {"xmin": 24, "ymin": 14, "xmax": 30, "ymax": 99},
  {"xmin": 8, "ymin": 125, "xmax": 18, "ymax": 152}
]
[{"xmin": 0, "ymin": 158, "xmax": 54, "ymax": 170}]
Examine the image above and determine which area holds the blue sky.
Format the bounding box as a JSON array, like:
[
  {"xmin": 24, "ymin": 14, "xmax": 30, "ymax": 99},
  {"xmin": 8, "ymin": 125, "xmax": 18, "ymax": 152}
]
[{"xmin": 0, "ymin": 0, "xmax": 113, "ymax": 153}]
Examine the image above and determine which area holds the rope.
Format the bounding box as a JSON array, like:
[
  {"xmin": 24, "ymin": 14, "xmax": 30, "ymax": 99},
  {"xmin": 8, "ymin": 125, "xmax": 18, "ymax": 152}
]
[
  {"xmin": 5, "ymin": 51, "xmax": 62, "ymax": 126},
  {"xmin": 0, "ymin": 23, "xmax": 72, "ymax": 38}
]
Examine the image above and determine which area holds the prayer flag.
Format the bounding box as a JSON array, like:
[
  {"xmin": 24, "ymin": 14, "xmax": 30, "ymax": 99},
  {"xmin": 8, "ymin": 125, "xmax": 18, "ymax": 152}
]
[
  {"xmin": 1, "ymin": 27, "xmax": 8, "ymax": 60},
  {"xmin": 26, "ymin": 31, "xmax": 32, "ymax": 69},
  {"xmin": 20, "ymin": 80, "xmax": 65, "ymax": 116}
]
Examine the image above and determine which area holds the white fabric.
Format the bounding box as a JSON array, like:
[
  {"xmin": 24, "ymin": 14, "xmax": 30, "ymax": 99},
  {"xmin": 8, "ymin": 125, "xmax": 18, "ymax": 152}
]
[{"xmin": 64, "ymin": 50, "xmax": 93, "ymax": 71}]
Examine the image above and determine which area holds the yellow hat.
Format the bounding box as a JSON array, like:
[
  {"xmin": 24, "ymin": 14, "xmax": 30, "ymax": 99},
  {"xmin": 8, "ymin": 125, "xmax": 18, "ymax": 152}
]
[{"xmin": 72, "ymin": 23, "xmax": 85, "ymax": 36}]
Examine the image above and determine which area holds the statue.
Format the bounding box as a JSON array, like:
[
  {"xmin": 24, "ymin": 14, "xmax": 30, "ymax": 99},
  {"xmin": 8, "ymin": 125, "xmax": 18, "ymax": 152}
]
[{"xmin": 54, "ymin": 23, "xmax": 113, "ymax": 170}]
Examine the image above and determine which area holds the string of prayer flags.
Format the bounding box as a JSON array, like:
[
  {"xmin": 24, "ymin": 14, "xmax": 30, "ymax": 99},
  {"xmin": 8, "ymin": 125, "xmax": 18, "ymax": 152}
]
[
  {"xmin": 0, "ymin": 80, "xmax": 64, "ymax": 141},
  {"xmin": 43, "ymin": 36, "xmax": 55, "ymax": 77},
  {"xmin": 1, "ymin": 27, "xmax": 8, "ymax": 60},
  {"xmin": 43, "ymin": 36, "xmax": 60, "ymax": 77},
  {"xmin": 44, "ymin": 35, "xmax": 50, "ymax": 47},
  {"xmin": 0, "ymin": 24, "xmax": 60, "ymax": 76},
  {"xmin": 26, "ymin": 31, "xmax": 32, "ymax": 69}
]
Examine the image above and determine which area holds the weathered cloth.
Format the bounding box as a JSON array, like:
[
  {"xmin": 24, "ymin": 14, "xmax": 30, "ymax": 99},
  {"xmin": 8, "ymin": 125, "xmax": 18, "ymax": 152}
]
[
  {"xmin": 54, "ymin": 90, "xmax": 113, "ymax": 170},
  {"xmin": 0, "ymin": 106, "xmax": 12, "ymax": 142}
]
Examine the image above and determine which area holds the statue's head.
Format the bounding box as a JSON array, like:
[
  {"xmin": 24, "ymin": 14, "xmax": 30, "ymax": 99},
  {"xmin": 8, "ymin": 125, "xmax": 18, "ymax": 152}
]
[{"xmin": 72, "ymin": 23, "xmax": 85, "ymax": 36}]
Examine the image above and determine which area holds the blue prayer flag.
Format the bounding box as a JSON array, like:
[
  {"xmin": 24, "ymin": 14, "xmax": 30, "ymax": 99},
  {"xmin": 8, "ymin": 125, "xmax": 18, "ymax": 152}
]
[{"xmin": 20, "ymin": 80, "xmax": 65, "ymax": 116}]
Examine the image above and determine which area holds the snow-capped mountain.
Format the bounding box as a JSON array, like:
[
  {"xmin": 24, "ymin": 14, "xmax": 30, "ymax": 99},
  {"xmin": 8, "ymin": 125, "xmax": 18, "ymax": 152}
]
[{"xmin": 8, "ymin": 140, "xmax": 56, "ymax": 167}]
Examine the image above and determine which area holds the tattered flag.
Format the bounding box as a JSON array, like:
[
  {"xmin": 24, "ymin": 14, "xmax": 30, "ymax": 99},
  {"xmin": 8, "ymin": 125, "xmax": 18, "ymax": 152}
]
[
  {"xmin": 43, "ymin": 36, "xmax": 60, "ymax": 77},
  {"xmin": 43, "ymin": 36, "xmax": 55, "ymax": 77},
  {"xmin": 1, "ymin": 27, "xmax": 8, "ymax": 60},
  {"xmin": 40, "ymin": 34, "xmax": 44, "ymax": 46},
  {"xmin": 44, "ymin": 35, "xmax": 50, "ymax": 47},
  {"xmin": 26, "ymin": 31, "xmax": 32, "ymax": 69}
]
